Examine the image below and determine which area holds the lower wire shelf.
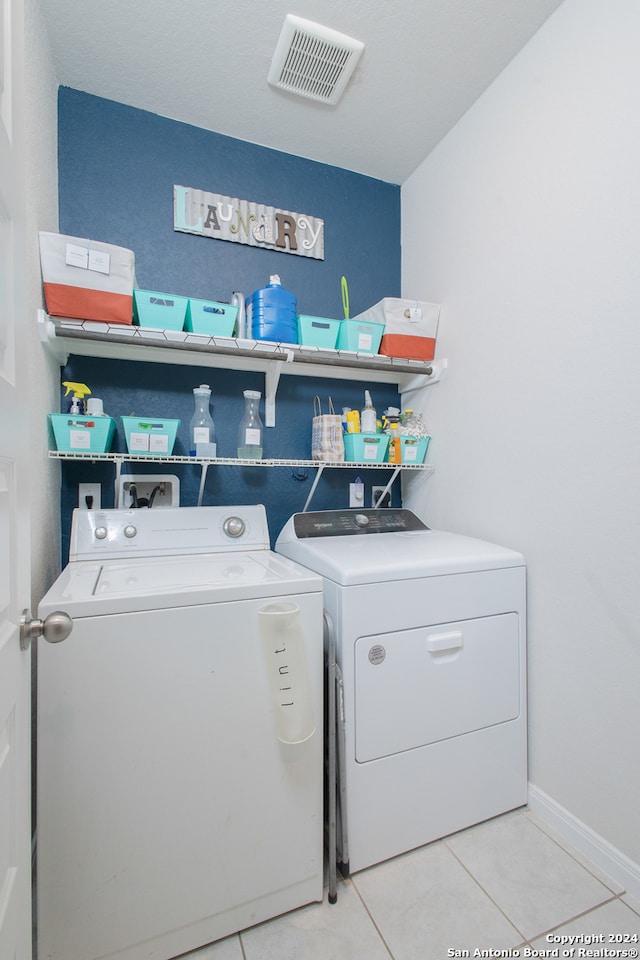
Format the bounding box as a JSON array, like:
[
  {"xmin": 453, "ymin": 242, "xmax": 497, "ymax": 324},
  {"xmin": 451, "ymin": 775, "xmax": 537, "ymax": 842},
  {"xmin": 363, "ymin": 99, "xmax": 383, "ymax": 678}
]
[{"xmin": 49, "ymin": 450, "xmax": 434, "ymax": 509}]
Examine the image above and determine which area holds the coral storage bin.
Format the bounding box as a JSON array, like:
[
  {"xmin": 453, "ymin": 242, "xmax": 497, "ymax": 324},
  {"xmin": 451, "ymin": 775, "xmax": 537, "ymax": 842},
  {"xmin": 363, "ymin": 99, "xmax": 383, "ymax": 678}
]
[
  {"xmin": 353, "ymin": 298, "xmax": 440, "ymax": 361},
  {"xmin": 185, "ymin": 299, "xmax": 238, "ymax": 336},
  {"xmin": 39, "ymin": 232, "xmax": 135, "ymax": 324},
  {"xmin": 49, "ymin": 414, "xmax": 116, "ymax": 453},
  {"xmin": 121, "ymin": 418, "xmax": 180, "ymax": 455},
  {"xmin": 133, "ymin": 291, "xmax": 188, "ymax": 330}
]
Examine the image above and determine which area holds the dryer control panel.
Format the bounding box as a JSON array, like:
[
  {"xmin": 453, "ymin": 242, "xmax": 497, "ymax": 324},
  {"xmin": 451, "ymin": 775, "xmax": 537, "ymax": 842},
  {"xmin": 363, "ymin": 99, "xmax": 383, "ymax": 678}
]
[{"xmin": 292, "ymin": 509, "xmax": 428, "ymax": 539}]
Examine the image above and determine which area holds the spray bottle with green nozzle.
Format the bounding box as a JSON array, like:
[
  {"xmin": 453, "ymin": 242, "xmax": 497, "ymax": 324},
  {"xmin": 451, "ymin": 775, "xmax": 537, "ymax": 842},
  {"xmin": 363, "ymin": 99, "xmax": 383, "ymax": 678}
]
[{"xmin": 62, "ymin": 382, "xmax": 91, "ymax": 415}]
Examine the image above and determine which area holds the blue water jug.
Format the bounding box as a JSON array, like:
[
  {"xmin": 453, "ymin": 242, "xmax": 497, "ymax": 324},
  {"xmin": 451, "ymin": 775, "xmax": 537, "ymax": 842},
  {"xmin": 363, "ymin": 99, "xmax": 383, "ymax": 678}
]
[{"xmin": 250, "ymin": 275, "xmax": 298, "ymax": 344}]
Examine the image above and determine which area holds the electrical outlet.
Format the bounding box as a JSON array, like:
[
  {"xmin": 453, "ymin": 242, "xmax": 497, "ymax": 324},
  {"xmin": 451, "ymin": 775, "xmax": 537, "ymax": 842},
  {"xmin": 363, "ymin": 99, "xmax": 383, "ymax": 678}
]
[
  {"xmin": 79, "ymin": 482, "xmax": 101, "ymax": 510},
  {"xmin": 117, "ymin": 474, "xmax": 180, "ymax": 508},
  {"xmin": 372, "ymin": 485, "xmax": 391, "ymax": 508}
]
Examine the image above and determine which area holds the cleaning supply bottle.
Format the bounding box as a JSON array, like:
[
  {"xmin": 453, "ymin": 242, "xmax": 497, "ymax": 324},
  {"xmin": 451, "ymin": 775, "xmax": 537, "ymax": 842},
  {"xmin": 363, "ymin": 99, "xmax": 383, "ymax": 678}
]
[
  {"xmin": 360, "ymin": 390, "xmax": 377, "ymax": 434},
  {"xmin": 189, "ymin": 384, "xmax": 216, "ymax": 456},
  {"xmin": 62, "ymin": 381, "xmax": 91, "ymax": 414},
  {"xmin": 401, "ymin": 408, "xmax": 429, "ymax": 437},
  {"xmin": 231, "ymin": 291, "xmax": 247, "ymax": 338},
  {"xmin": 346, "ymin": 410, "xmax": 360, "ymax": 433},
  {"xmin": 237, "ymin": 390, "xmax": 263, "ymax": 459},
  {"xmin": 383, "ymin": 406, "xmax": 402, "ymax": 463},
  {"xmin": 249, "ymin": 274, "xmax": 297, "ymax": 344}
]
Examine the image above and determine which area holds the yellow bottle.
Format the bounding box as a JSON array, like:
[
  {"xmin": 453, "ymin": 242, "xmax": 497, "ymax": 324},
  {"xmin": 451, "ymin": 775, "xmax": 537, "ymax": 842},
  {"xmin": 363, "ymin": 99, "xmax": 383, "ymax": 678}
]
[{"xmin": 346, "ymin": 410, "xmax": 360, "ymax": 433}]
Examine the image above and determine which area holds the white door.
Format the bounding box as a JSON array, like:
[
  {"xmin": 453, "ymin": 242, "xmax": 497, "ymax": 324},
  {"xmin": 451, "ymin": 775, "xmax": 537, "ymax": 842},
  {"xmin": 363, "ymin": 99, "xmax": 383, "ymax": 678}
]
[{"xmin": 0, "ymin": 0, "xmax": 34, "ymax": 955}]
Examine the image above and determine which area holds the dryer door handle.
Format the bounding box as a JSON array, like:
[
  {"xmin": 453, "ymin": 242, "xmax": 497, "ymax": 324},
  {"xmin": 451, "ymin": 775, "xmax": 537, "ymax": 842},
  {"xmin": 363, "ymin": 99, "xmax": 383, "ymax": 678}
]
[{"xmin": 426, "ymin": 630, "xmax": 463, "ymax": 654}]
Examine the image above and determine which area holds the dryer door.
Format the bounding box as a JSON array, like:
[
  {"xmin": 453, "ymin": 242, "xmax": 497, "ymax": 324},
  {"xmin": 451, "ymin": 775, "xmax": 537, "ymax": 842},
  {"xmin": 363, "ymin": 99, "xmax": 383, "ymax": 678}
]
[{"xmin": 354, "ymin": 613, "xmax": 521, "ymax": 763}]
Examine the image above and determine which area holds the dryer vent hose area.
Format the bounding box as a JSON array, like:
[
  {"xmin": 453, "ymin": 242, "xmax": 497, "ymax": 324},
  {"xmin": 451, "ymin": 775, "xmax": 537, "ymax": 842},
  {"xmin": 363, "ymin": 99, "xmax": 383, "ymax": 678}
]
[
  {"xmin": 127, "ymin": 482, "xmax": 163, "ymax": 508},
  {"xmin": 258, "ymin": 601, "xmax": 315, "ymax": 744}
]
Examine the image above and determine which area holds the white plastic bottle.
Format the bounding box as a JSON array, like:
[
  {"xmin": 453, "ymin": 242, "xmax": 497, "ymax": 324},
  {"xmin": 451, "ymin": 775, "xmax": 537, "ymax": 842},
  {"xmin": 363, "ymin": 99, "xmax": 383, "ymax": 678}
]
[
  {"xmin": 237, "ymin": 390, "xmax": 263, "ymax": 459},
  {"xmin": 360, "ymin": 390, "xmax": 377, "ymax": 434},
  {"xmin": 189, "ymin": 384, "xmax": 216, "ymax": 456}
]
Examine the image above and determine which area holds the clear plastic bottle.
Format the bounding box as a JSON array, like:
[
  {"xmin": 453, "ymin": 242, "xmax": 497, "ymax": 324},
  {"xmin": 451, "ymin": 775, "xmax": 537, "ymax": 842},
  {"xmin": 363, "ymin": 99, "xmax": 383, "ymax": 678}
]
[
  {"xmin": 189, "ymin": 384, "xmax": 216, "ymax": 456},
  {"xmin": 360, "ymin": 390, "xmax": 377, "ymax": 434},
  {"xmin": 237, "ymin": 390, "xmax": 263, "ymax": 459}
]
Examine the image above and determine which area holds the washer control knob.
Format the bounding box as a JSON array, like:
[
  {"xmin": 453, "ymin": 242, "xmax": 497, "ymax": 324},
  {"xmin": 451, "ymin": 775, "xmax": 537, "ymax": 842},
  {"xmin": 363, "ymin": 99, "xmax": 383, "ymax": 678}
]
[
  {"xmin": 124, "ymin": 525, "xmax": 137, "ymax": 539},
  {"xmin": 354, "ymin": 513, "xmax": 370, "ymax": 528},
  {"xmin": 223, "ymin": 516, "xmax": 245, "ymax": 538},
  {"xmin": 95, "ymin": 526, "xmax": 108, "ymax": 540}
]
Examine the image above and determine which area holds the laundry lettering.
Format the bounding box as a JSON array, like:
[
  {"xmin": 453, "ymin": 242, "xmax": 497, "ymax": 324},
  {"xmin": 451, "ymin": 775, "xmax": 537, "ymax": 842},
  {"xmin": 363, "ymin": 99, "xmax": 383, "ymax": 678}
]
[{"xmin": 174, "ymin": 185, "xmax": 324, "ymax": 259}]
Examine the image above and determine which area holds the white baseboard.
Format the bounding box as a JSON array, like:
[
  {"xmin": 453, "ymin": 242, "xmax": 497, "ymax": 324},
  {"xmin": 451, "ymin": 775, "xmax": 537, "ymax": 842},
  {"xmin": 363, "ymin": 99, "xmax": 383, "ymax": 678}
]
[{"xmin": 528, "ymin": 784, "xmax": 640, "ymax": 899}]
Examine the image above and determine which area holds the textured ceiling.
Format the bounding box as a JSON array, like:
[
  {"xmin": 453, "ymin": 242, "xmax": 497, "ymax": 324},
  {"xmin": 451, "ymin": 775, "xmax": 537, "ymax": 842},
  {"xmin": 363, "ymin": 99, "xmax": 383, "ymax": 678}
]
[{"xmin": 39, "ymin": 0, "xmax": 565, "ymax": 184}]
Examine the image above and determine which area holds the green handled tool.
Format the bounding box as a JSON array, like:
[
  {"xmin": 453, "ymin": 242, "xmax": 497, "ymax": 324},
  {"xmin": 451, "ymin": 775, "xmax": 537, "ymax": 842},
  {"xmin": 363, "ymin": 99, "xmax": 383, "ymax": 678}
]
[{"xmin": 341, "ymin": 276, "xmax": 350, "ymax": 320}]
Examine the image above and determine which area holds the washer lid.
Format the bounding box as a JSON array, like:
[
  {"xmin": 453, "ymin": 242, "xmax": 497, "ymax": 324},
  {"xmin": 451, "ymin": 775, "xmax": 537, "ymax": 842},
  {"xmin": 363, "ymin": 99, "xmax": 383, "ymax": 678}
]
[
  {"xmin": 38, "ymin": 550, "xmax": 322, "ymax": 618},
  {"xmin": 276, "ymin": 512, "xmax": 524, "ymax": 585}
]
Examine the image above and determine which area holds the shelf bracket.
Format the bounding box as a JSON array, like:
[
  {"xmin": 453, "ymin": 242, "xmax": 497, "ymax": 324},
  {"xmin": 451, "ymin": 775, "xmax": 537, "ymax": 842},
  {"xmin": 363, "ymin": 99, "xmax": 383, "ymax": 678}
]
[
  {"xmin": 302, "ymin": 463, "xmax": 326, "ymax": 513},
  {"xmin": 38, "ymin": 308, "xmax": 70, "ymax": 365},
  {"xmin": 197, "ymin": 463, "xmax": 209, "ymax": 507},
  {"xmin": 264, "ymin": 355, "xmax": 292, "ymax": 427},
  {"xmin": 264, "ymin": 361, "xmax": 282, "ymax": 427},
  {"xmin": 398, "ymin": 358, "xmax": 448, "ymax": 395}
]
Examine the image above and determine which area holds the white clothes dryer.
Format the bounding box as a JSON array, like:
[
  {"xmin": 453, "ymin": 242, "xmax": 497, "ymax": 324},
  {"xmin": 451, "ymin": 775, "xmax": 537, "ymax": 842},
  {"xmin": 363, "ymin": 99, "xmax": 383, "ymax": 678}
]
[
  {"xmin": 276, "ymin": 508, "xmax": 527, "ymax": 876},
  {"xmin": 37, "ymin": 505, "xmax": 324, "ymax": 960}
]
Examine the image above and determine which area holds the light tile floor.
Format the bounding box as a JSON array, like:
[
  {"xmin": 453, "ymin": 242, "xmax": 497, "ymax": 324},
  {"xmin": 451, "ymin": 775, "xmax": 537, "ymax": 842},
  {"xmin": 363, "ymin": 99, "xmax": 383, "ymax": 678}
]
[{"xmin": 178, "ymin": 808, "xmax": 640, "ymax": 960}]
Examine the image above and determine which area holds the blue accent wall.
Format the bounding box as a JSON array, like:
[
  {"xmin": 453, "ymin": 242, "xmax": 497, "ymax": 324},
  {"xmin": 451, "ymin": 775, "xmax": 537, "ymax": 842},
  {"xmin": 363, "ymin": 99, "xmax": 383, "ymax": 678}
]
[{"xmin": 57, "ymin": 89, "xmax": 403, "ymax": 555}]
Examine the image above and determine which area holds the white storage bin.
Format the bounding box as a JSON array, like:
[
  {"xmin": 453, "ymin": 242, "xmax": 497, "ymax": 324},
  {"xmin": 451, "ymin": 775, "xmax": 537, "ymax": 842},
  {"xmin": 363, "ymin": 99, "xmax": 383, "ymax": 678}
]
[
  {"xmin": 353, "ymin": 298, "xmax": 440, "ymax": 361},
  {"xmin": 39, "ymin": 231, "xmax": 135, "ymax": 324}
]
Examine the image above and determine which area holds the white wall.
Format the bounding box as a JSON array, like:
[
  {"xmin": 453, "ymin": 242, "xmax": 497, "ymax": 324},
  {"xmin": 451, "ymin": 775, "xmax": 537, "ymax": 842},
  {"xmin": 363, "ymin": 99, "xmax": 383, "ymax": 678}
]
[
  {"xmin": 402, "ymin": 0, "xmax": 640, "ymax": 870},
  {"xmin": 24, "ymin": 0, "xmax": 61, "ymax": 604}
]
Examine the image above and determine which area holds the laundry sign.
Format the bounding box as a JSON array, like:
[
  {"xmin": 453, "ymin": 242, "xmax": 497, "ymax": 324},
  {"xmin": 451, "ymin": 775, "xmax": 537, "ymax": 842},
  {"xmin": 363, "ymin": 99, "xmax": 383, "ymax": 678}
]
[{"xmin": 173, "ymin": 185, "xmax": 324, "ymax": 260}]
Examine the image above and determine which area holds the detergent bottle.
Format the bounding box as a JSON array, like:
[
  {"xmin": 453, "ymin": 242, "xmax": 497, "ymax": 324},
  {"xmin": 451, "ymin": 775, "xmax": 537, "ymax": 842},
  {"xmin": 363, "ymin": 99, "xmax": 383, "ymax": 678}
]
[
  {"xmin": 249, "ymin": 275, "xmax": 297, "ymax": 344},
  {"xmin": 62, "ymin": 382, "xmax": 91, "ymax": 414}
]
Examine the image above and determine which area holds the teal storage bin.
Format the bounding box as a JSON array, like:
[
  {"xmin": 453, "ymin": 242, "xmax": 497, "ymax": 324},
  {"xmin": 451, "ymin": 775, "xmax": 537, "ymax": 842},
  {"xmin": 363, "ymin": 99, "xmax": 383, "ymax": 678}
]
[
  {"xmin": 336, "ymin": 319, "xmax": 385, "ymax": 354},
  {"xmin": 121, "ymin": 417, "xmax": 180, "ymax": 455},
  {"xmin": 343, "ymin": 433, "xmax": 389, "ymax": 463},
  {"xmin": 133, "ymin": 290, "xmax": 188, "ymax": 330},
  {"xmin": 297, "ymin": 315, "xmax": 340, "ymax": 349},
  {"xmin": 395, "ymin": 435, "xmax": 430, "ymax": 464},
  {"xmin": 49, "ymin": 414, "xmax": 116, "ymax": 453},
  {"xmin": 185, "ymin": 299, "xmax": 238, "ymax": 336}
]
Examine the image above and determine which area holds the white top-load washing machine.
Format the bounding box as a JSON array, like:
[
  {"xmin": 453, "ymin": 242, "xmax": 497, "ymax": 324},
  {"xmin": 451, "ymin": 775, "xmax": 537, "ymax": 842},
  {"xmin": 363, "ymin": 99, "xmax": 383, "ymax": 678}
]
[
  {"xmin": 37, "ymin": 505, "xmax": 324, "ymax": 960},
  {"xmin": 276, "ymin": 508, "xmax": 527, "ymax": 876}
]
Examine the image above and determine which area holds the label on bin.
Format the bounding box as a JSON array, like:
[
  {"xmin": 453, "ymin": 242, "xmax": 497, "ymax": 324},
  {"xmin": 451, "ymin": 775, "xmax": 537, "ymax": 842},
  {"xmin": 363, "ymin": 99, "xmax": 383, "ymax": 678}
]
[
  {"xmin": 363, "ymin": 442, "xmax": 379, "ymax": 460},
  {"xmin": 149, "ymin": 434, "xmax": 169, "ymax": 453},
  {"xmin": 403, "ymin": 445, "xmax": 418, "ymax": 461},
  {"xmin": 65, "ymin": 243, "xmax": 89, "ymax": 270},
  {"xmin": 69, "ymin": 429, "xmax": 91, "ymax": 449},
  {"xmin": 358, "ymin": 333, "xmax": 373, "ymax": 351},
  {"xmin": 64, "ymin": 244, "xmax": 111, "ymax": 275},
  {"xmin": 88, "ymin": 249, "xmax": 111, "ymax": 275},
  {"xmin": 129, "ymin": 432, "xmax": 150, "ymax": 452}
]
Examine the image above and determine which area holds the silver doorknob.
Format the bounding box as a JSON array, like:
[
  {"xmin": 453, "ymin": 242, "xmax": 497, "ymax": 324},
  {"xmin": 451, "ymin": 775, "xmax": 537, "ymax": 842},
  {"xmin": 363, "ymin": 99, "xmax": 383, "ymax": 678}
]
[{"xmin": 20, "ymin": 608, "xmax": 73, "ymax": 651}]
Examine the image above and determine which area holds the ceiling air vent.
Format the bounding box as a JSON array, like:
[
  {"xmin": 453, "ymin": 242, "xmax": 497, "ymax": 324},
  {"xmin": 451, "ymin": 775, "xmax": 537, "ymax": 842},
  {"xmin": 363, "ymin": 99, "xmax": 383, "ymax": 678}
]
[{"xmin": 268, "ymin": 15, "xmax": 364, "ymax": 106}]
